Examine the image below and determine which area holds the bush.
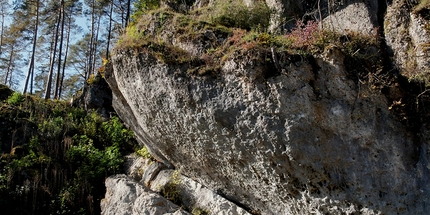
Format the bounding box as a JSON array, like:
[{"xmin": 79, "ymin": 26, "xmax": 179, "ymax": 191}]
[
  {"xmin": 0, "ymin": 96, "xmax": 138, "ymax": 215},
  {"xmin": 286, "ymin": 20, "xmax": 321, "ymax": 49},
  {"xmin": 7, "ymin": 92, "xmax": 24, "ymax": 106},
  {"xmin": 0, "ymin": 84, "xmax": 13, "ymax": 101},
  {"xmin": 211, "ymin": 0, "xmax": 271, "ymax": 30},
  {"xmin": 131, "ymin": 0, "xmax": 161, "ymax": 22}
]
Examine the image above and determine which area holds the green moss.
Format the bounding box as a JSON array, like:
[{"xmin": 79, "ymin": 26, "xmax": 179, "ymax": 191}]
[
  {"xmin": 192, "ymin": 207, "xmax": 210, "ymax": 215},
  {"xmin": 160, "ymin": 170, "xmax": 182, "ymax": 205},
  {"xmin": 136, "ymin": 146, "xmax": 154, "ymax": 160}
]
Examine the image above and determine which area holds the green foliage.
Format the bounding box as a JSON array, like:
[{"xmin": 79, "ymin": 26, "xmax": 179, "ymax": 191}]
[
  {"xmin": 0, "ymin": 94, "xmax": 137, "ymax": 215},
  {"xmin": 210, "ymin": 0, "xmax": 271, "ymax": 30},
  {"xmin": 10, "ymin": 137, "xmax": 51, "ymax": 171},
  {"xmin": 102, "ymin": 116, "xmax": 134, "ymax": 146},
  {"xmin": 131, "ymin": 0, "xmax": 161, "ymax": 22},
  {"xmin": 67, "ymin": 135, "xmax": 123, "ymax": 180},
  {"xmin": 7, "ymin": 92, "xmax": 24, "ymax": 106},
  {"xmin": 136, "ymin": 146, "xmax": 154, "ymax": 160}
]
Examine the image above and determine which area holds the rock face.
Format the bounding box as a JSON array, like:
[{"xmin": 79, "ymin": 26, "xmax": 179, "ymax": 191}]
[
  {"xmin": 73, "ymin": 74, "xmax": 114, "ymax": 119},
  {"xmin": 106, "ymin": 45, "xmax": 430, "ymax": 214},
  {"xmin": 104, "ymin": 1, "xmax": 430, "ymax": 214},
  {"xmin": 323, "ymin": 1, "xmax": 379, "ymax": 35},
  {"xmin": 265, "ymin": 0, "xmax": 380, "ymax": 33},
  {"xmin": 384, "ymin": 0, "xmax": 430, "ymax": 79}
]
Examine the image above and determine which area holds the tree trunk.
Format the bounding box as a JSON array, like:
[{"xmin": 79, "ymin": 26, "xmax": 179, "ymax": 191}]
[
  {"xmin": 0, "ymin": 5, "xmax": 4, "ymax": 57},
  {"xmin": 106, "ymin": 1, "xmax": 114, "ymax": 59},
  {"xmin": 23, "ymin": 0, "xmax": 39, "ymax": 94},
  {"xmin": 44, "ymin": 9, "xmax": 61, "ymax": 100},
  {"xmin": 54, "ymin": 0, "xmax": 65, "ymax": 100},
  {"xmin": 125, "ymin": 0, "xmax": 131, "ymax": 27},
  {"xmin": 5, "ymin": 46, "xmax": 14, "ymax": 85},
  {"xmin": 58, "ymin": 11, "xmax": 72, "ymax": 99},
  {"xmin": 92, "ymin": 14, "xmax": 101, "ymax": 74},
  {"xmin": 87, "ymin": 0, "xmax": 97, "ymax": 80}
]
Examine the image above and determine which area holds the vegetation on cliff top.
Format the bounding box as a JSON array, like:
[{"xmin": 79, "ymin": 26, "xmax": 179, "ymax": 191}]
[
  {"xmin": 116, "ymin": 0, "xmax": 381, "ymax": 78},
  {"xmin": 0, "ymin": 85, "xmax": 137, "ymax": 215}
]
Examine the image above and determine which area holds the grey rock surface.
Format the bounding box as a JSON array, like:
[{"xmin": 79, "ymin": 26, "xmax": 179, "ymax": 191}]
[
  {"xmin": 323, "ymin": 2, "xmax": 379, "ymax": 35},
  {"xmin": 384, "ymin": 0, "xmax": 430, "ymax": 76},
  {"xmin": 104, "ymin": 158, "xmax": 254, "ymax": 215},
  {"xmin": 141, "ymin": 161, "xmax": 167, "ymax": 187},
  {"xmin": 146, "ymin": 169, "xmax": 252, "ymax": 215},
  {"xmin": 101, "ymin": 174, "xmax": 190, "ymax": 215},
  {"xmin": 124, "ymin": 153, "xmax": 153, "ymax": 181},
  {"xmin": 106, "ymin": 44, "xmax": 430, "ymax": 214}
]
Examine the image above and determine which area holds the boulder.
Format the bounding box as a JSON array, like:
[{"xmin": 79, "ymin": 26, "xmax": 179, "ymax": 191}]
[{"xmin": 106, "ymin": 45, "xmax": 430, "ymax": 214}]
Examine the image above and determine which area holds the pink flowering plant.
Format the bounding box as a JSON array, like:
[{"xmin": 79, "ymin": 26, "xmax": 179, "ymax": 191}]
[{"xmin": 286, "ymin": 20, "xmax": 322, "ymax": 49}]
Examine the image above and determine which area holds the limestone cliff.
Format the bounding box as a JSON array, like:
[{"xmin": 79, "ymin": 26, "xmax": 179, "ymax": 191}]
[{"xmin": 103, "ymin": 0, "xmax": 430, "ymax": 214}]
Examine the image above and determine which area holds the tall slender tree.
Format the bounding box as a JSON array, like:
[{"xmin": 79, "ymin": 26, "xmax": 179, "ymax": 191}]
[
  {"xmin": 54, "ymin": 0, "xmax": 65, "ymax": 99},
  {"xmin": 105, "ymin": 0, "xmax": 114, "ymax": 59},
  {"xmin": 0, "ymin": 1, "xmax": 10, "ymax": 58},
  {"xmin": 23, "ymin": 0, "xmax": 40, "ymax": 94},
  {"xmin": 44, "ymin": 2, "xmax": 62, "ymax": 100},
  {"xmin": 0, "ymin": 25, "xmax": 24, "ymax": 89}
]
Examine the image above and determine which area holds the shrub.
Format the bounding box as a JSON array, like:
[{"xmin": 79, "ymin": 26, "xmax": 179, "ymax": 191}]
[
  {"xmin": 0, "ymin": 95, "xmax": 137, "ymax": 215},
  {"xmin": 286, "ymin": 20, "xmax": 321, "ymax": 49},
  {"xmin": 210, "ymin": 0, "xmax": 271, "ymax": 30},
  {"xmin": 131, "ymin": 0, "xmax": 161, "ymax": 22},
  {"xmin": 7, "ymin": 92, "xmax": 24, "ymax": 106},
  {"xmin": 0, "ymin": 84, "xmax": 13, "ymax": 101}
]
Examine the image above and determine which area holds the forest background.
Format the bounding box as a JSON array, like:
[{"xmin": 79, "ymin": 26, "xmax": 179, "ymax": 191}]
[{"xmin": 0, "ymin": 0, "xmax": 143, "ymax": 100}]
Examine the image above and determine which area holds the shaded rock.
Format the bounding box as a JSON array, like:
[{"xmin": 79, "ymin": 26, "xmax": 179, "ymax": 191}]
[
  {"xmin": 150, "ymin": 169, "xmax": 175, "ymax": 193},
  {"xmin": 141, "ymin": 161, "xmax": 167, "ymax": 187},
  {"xmin": 265, "ymin": 0, "xmax": 304, "ymax": 32},
  {"xmin": 101, "ymin": 174, "xmax": 190, "ymax": 215},
  {"xmin": 266, "ymin": 0, "xmax": 379, "ymax": 33},
  {"xmin": 124, "ymin": 153, "xmax": 153, "ymax": 181},
  {"xmin": 73, "ymin": 73, "xmax": 114, "ymax": 119},
  {"xmin": 0, "ymin": 84, "xmax": 13, "ymax": 101}
]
